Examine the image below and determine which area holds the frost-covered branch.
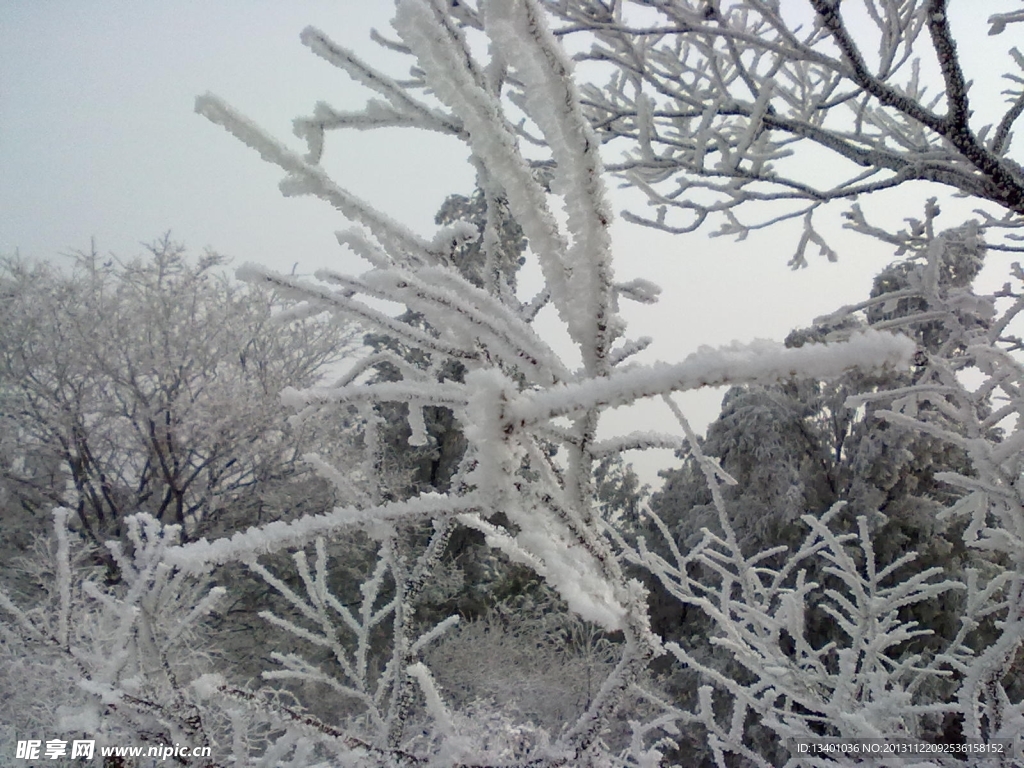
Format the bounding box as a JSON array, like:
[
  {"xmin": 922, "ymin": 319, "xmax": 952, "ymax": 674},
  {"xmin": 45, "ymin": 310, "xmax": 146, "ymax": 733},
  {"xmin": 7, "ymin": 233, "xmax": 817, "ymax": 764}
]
[
  {"xmin": 179, "ymin": 1, "xmax": 985, "ymax": 764},
  {"xmin": 547, "ymin": 0, "xmax": 1024, "ymax": 260},
  {"xmin": 0, "ymin": 512, "xmax": 223, "ymax": 764}
]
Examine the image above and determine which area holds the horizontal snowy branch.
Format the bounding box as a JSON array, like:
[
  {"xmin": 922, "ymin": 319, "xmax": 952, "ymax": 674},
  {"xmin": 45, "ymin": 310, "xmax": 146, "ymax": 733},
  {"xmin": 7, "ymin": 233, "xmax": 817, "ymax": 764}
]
[
  {"xmin": 511, "ymin": 330, "xmax": 916, "ymax": 426},
  {"xmin": 164, "ymin": 493, "xmax": 482, "ymax": 570}
]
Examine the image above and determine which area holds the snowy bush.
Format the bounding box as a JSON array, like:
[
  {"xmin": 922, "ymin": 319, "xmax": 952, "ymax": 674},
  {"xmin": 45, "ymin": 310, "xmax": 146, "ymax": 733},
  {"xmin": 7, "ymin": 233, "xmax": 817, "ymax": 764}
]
[{"xmin": 0, "ymin": 510, "xmax": 223, "ymax": 765}]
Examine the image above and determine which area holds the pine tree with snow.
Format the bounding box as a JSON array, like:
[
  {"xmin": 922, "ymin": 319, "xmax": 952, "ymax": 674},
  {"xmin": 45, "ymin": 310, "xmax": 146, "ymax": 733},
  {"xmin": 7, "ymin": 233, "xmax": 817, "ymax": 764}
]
[
  {"xmin": 645, "ymin": 221, "xmax": 999, "ymax": 758},
  {"xmin": 654, "ymin": 220, "xmax": 986, "ymax": 562}
]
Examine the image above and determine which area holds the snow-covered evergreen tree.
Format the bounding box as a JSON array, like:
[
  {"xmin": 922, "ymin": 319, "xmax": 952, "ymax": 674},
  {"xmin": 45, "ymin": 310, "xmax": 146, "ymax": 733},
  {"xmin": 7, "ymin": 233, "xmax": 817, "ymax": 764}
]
[
  {"xmin": 645, "ymin": 217, "xmax": 1002, "ymax": 760},
  {"xmin": 653, "ymin": 219, "xmax": 984, "ymax": 560}
]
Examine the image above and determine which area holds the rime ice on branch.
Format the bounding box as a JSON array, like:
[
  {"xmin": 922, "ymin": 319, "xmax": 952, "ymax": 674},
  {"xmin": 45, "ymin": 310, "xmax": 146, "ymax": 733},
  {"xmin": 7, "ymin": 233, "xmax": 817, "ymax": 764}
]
[
  {"xmin": 183, "ymin": 0, "xmax": 917, "ymax": 762},
  {"xmin": 548, "ymin": 0, "xmax": 1024, "ymax": 264}
]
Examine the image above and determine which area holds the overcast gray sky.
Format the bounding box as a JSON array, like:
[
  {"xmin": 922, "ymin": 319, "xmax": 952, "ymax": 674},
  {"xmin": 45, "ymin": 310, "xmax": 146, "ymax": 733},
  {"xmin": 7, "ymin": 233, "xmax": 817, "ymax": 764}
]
[
  {"xmin": 0, "ymin": 3, "xmax": 472, "ymax": 269},
  {"xmin": 2, "ymin": 2, "xmax": 1016, "ymax": 485}
]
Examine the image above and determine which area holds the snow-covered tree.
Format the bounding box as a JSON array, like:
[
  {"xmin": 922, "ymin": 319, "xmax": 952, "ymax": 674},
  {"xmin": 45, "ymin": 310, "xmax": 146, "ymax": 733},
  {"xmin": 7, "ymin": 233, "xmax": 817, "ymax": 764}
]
[
  {"xmin": 653, "ymin": 218, "xmax": 984, "ymax": 560},
  {"xmin": 0, "ymin": 240, "xmax": 362, "ymax": 764},
  {"xmin": 643, "ymin": 218, "xmax": 1001, "ymax": 760},
  {"xmin": 163, "ymin": 1, "xmax": 917, "ymax": 764},
  {"xmin": 0, "ymin": 238, "xmax": 357, "ymax": 564},
  {"xmin": 668, "ymin": 215, "xmax": 1024, "ymax": 764}
]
